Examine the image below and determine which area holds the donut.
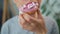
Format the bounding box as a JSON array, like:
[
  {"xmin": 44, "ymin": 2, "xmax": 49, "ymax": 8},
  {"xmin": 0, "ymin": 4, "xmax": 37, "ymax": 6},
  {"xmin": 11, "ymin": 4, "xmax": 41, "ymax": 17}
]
[{"xmin": 19, "ymin": 2, "xmax": 39, "ymax": 14}]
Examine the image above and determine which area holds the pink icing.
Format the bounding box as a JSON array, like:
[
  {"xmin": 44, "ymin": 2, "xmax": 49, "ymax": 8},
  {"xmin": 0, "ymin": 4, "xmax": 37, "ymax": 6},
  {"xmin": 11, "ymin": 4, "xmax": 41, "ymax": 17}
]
[{"xmin": 19, "ymin": 2, "xmax": 38, "ymax": 13}]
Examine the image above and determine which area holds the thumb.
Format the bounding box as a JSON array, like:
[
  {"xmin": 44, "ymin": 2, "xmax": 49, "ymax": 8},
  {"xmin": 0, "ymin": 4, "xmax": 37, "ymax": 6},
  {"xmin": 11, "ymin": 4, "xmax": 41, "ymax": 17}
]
[{"xmin": 34, "ymin": 9, "xmax": 43, "ymax": 19}]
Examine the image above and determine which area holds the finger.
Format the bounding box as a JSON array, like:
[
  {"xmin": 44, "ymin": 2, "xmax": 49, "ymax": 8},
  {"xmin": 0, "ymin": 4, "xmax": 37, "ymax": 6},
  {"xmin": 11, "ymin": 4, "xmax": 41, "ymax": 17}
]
[
  {"xmin": 37, "ymin": 10, "xmax": 43, "ymax": 19},
  {"xmin": 23, "ymin": 13, "xmax": 41, "ymax": 25},
  {"xmin": 34, "ymin": 11, "xmax": 38, "ymax": 18},
  {"xmin": 26, "ymin": 14, "xmax": 47, "ymax": 33},
  {"xmin": 23, "ymin": 14, "xmax": 30, "ymax": 22},
  {"xmin": 19, "ymin": 14, "xmax": 25, "ymax": 25},
  {"xmin": 34, "ymin": 9, "xmax": 43, "ymax": 20},
  {"xmin": 37, "ymin": 0, "xmax": 41, "ymax": 7},
  {"xmin": 19, "ymin": 15, "xmax": 30, "ymax": 29},
  {"xmin": 27, "ymin": 14, "xmax": 44, "ymax": 28},
  {"xmin": 25, "ymin": 14, "xmax": 46, "ymax": 28},
  {"xmin": 23, "ymin": 13, "xmax": 45, "ymax": 27},
  {"xmin": 26, "ymin": 14, "xmax": 41, "ymax": 23},
  {"xmin": 19, "ymin": 14, "xmax": 33, "ymax": 29},
  {"xmin": 23, "ymin": 14, "xmax": 46, "ymax": 32}
]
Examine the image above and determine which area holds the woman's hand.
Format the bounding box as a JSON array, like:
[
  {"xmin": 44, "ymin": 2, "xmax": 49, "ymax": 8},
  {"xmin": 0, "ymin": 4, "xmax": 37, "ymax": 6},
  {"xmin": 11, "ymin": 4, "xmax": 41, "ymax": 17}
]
[{"xmin": 19, "ymin": 11, "xmax": 47, "ymax": 34}]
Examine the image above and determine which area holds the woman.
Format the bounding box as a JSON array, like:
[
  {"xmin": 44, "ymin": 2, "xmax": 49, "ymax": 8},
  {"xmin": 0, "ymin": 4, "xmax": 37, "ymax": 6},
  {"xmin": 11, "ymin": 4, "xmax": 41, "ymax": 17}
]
[{"xmin": 1, "ymin": 0, "xmax": 59, "ymax": 34}]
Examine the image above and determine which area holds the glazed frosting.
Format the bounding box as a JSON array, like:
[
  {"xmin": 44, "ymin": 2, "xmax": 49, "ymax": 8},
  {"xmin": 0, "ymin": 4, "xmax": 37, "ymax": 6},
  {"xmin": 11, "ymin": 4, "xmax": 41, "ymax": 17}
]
[{"xmin": 19, "ymin": 2, "xmax": 39, "ymax": 13}]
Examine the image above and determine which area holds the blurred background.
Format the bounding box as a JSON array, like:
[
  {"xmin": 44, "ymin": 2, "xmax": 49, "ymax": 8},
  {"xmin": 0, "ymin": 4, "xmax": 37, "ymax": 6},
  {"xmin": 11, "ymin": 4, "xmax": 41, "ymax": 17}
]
[{"xmin": 0, "ymin": 0, "xmax": 60, "ymax": 34}]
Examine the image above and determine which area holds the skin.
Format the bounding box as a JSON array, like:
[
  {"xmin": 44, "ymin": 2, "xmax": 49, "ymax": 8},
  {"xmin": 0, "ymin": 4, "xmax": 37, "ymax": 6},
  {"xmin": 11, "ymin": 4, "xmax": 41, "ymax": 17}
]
[{"xmin": 14, "ymin": 0, "xmax": 47, "ymax": 34}]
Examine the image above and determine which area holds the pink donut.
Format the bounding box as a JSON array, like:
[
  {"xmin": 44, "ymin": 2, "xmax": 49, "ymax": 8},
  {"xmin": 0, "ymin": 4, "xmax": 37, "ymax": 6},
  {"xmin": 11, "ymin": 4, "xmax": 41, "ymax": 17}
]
[{"xmin": 19, "ymin": 2, "xmax": 39, "ymax": 13}]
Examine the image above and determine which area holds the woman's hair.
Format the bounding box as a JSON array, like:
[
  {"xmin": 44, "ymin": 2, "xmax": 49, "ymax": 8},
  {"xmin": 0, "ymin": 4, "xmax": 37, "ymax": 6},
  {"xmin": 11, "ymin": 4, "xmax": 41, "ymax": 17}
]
[{"xmin": 2, "ymin": 0, "xmax": 10, "ymax": 24}]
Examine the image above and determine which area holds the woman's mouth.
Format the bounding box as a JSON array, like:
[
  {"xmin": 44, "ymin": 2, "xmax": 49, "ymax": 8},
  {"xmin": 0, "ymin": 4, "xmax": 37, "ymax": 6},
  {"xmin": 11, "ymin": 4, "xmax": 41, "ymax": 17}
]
[{"xmin": 19, "ymin": 2, "xmax": 39, "ymax": 12}]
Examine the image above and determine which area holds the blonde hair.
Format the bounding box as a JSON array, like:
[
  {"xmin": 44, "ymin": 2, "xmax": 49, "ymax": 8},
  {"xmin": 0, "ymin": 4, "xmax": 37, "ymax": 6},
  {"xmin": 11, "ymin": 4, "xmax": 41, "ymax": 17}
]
[{"xmin": 2, "ymin": 0, "xmax": 10, "ymax": 24}]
